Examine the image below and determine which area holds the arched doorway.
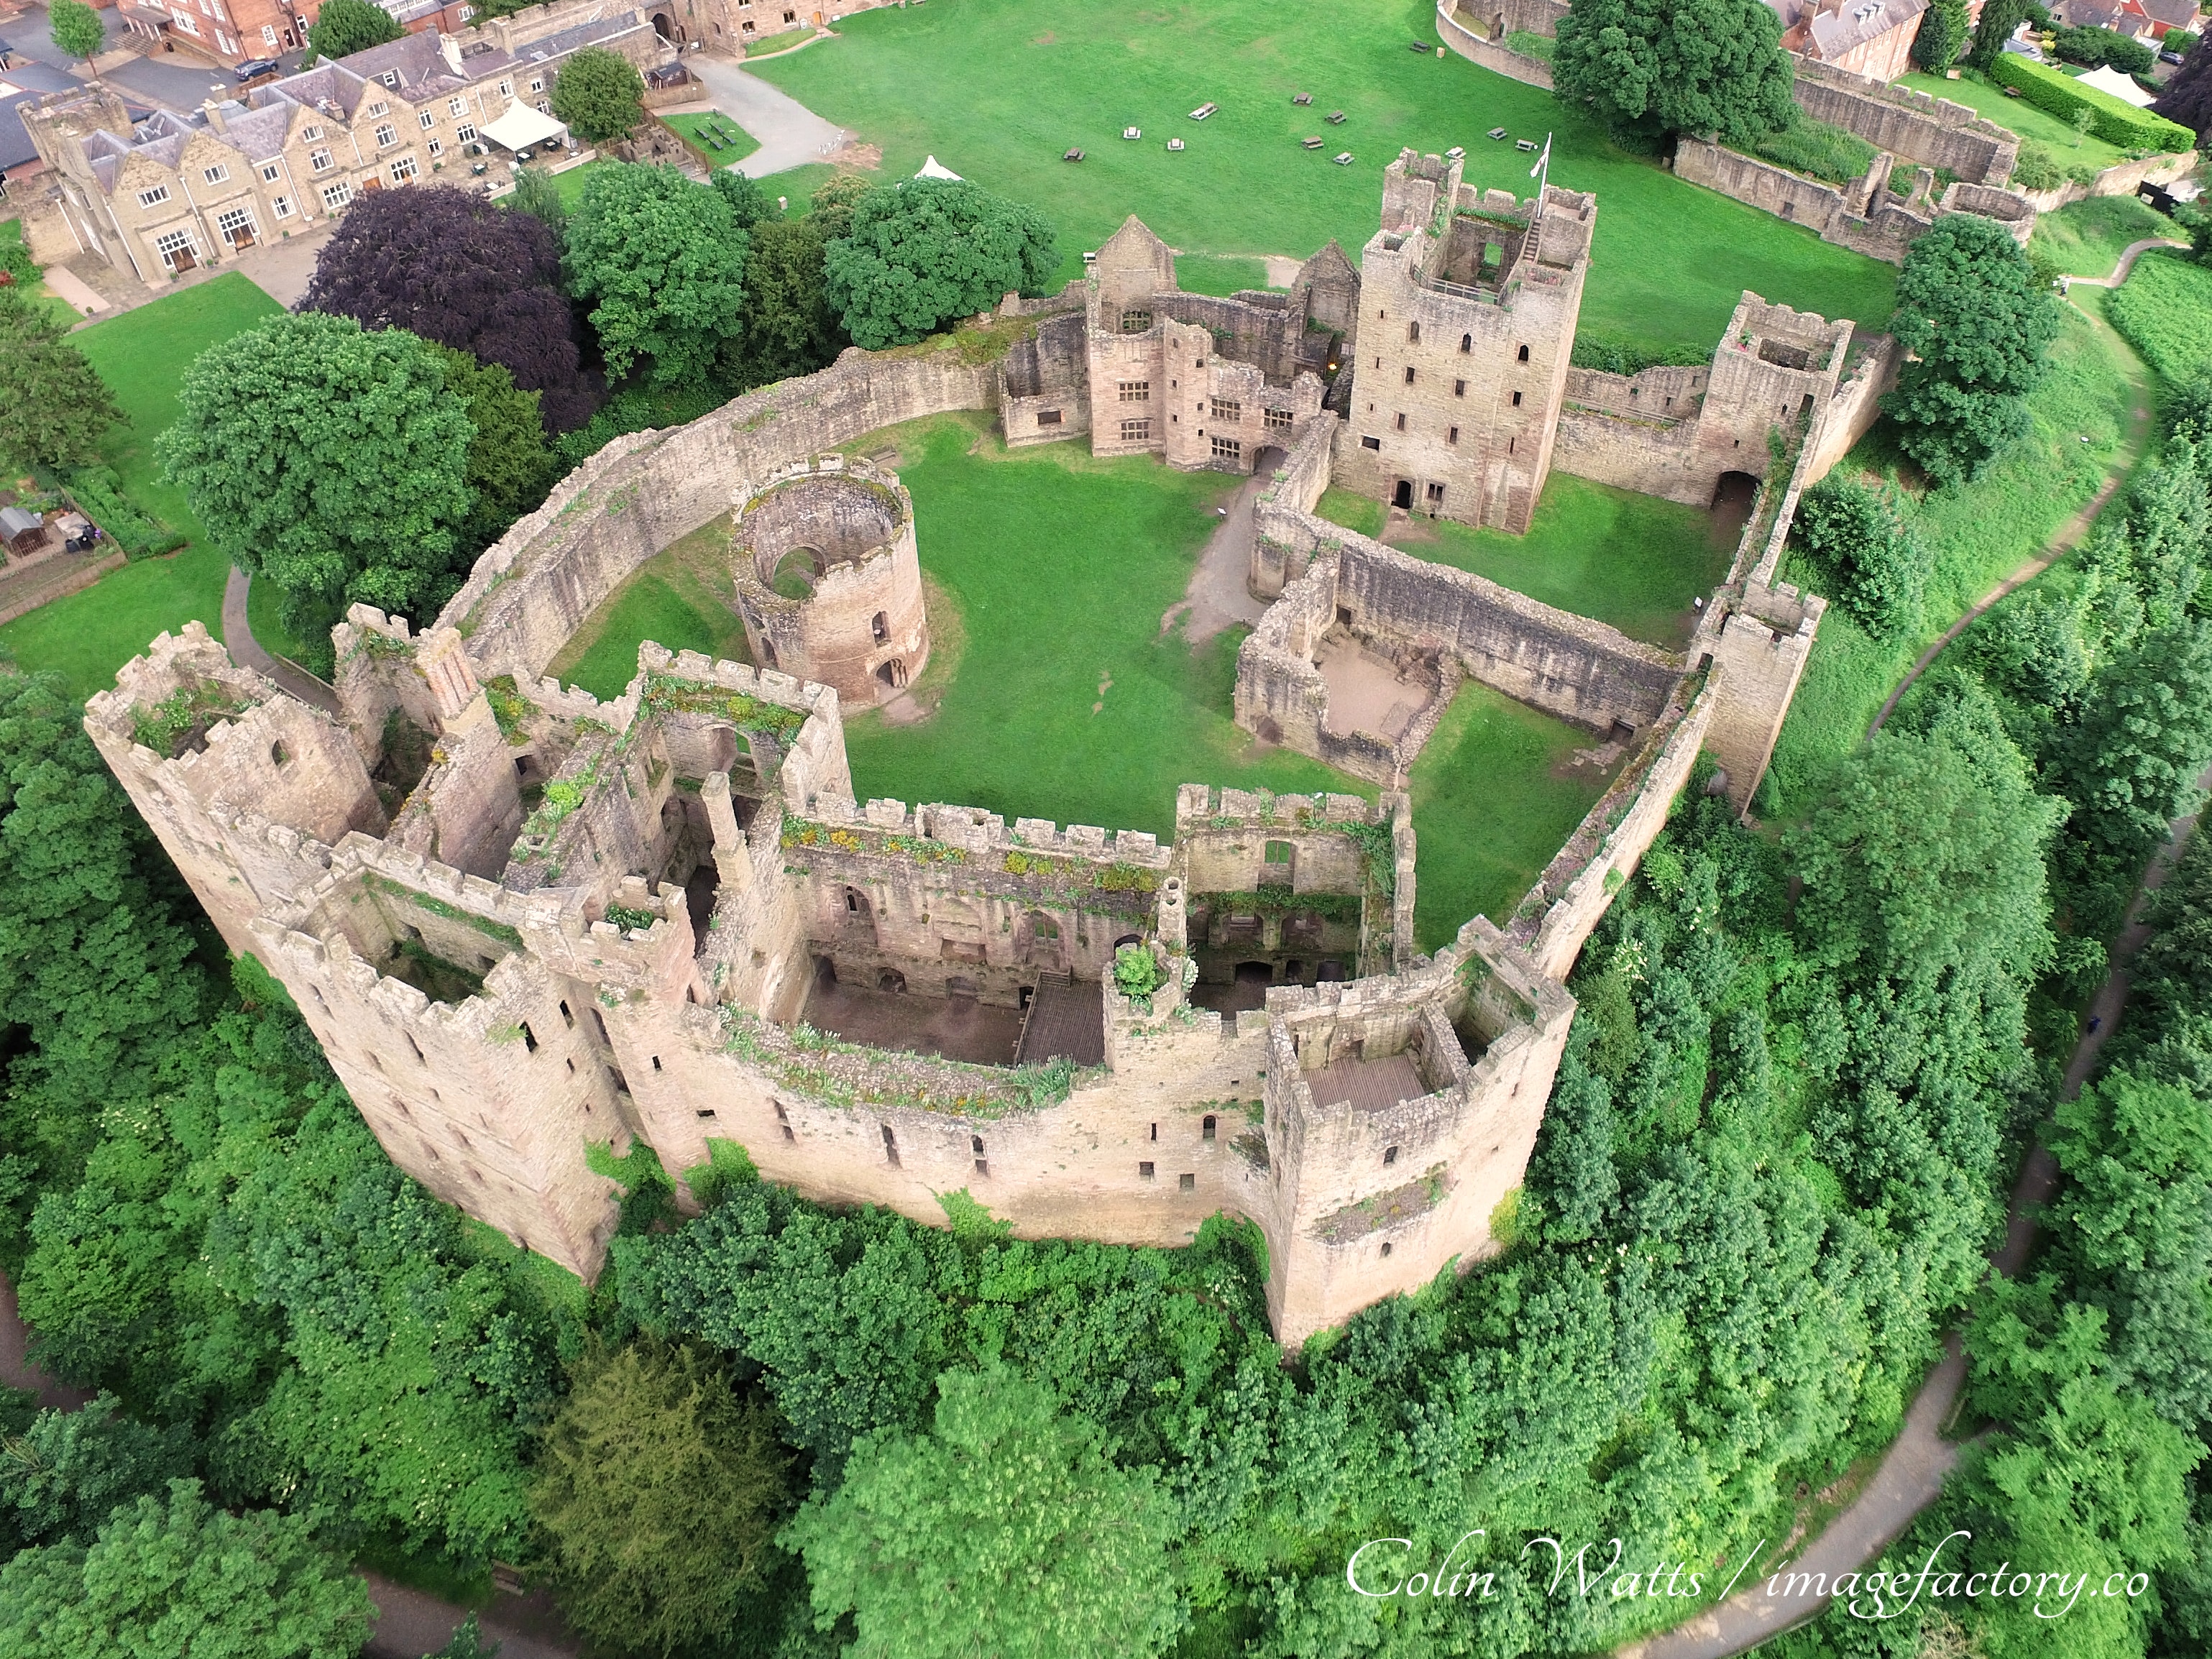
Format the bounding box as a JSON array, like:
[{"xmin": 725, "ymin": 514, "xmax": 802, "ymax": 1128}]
[
  {"xmin": 875, "ymin": 658, "xmax": 908, "ymax": 691},
  {"xmin": 1392, "ymin": 479, "xmax": 1413, "ymax": 510},
  {"xmin": 1254, "ymin": 444, "xmax": 1288, "ymax": 477},
  {"xmin": 651, "ymin": 8, "xmax": 677, "ymax": 40}
]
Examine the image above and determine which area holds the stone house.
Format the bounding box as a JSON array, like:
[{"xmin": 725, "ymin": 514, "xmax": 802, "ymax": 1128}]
[{"xmin": 22, "ymin": 4, "xmax": 671, "ymax": 284}]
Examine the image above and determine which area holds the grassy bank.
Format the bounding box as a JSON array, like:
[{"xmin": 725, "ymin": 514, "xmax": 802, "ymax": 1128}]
[{"xmin": 1763, "ymin": 300, "xmax": 2139, "ymax": 812}]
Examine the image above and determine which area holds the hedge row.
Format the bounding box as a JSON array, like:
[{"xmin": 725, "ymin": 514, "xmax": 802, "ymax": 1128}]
[
  {"xmin": 60, "ymin": 464, "xmax": 186, "ymax": 559},
  {"xmin": 1988, "ymin": 53, "xmax": 2195, "ymax": 153}
]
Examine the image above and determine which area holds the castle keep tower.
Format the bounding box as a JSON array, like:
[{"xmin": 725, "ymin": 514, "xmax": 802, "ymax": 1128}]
[
  {"xmin": 1334, "ymin": 150, "xmax": 1595, "ymax": 533},
  {"xmin": 733, "ymin": 455, "xmax": 930, "ymax": 705}
]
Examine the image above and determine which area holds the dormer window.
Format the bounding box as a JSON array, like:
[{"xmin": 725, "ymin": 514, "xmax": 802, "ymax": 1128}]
[{"xmin": 381, "ymin": 70, "xmax": 400, "ymax": 88}]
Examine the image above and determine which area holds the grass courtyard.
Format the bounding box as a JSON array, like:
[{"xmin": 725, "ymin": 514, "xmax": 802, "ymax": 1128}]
[
  {"xmin": 2030, "ymin": 195, "xmax": 2183, "ymax": 280},
  {"xmin": 0, "ymin": 274, "xmax": 283, "ymax": 699},
  {"xmin": 1313, "ymin": 473, "xmax": 1734, "ymax": 648},
  {"xmin": 755, "ymin": 0, "xmax": 1898, "ymax": 359},
  {"xmin": 553, "ymin": 410, "xmax": 1608, "ymax": 934}
]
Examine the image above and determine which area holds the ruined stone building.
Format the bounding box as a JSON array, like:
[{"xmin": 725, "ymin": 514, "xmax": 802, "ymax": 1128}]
[{"xmin": 91, "ymin": 147, "xmax": 1877, "ymax": 1344}]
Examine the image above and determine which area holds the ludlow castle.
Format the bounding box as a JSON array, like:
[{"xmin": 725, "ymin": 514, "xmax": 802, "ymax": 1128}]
[{"xmin": 91, "ymin": 152, "xmax": 1891, "ymax": 1343}]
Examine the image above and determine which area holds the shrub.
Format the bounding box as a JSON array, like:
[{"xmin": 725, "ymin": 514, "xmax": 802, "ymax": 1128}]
[
  {"xmin": 58, "ymin": 464, "xmax": 183, "ymax": 559},
  {"xmin": 1749, "ymin": 116, "xmax": 1879, "ymax": 184},
  {"xmin": 1112, "ymin": 943, "xmax": 1164, "ymax": 1001},
  {"xmin": 1791, "ymin": 474, "xmax": 1929, "ymax": 638},
  {"xmin": 1989, "ymin": 52, "xmax": 2196, "ymax": 152},
  {"xmin": 2052, "ymin": 24, "xmax": 2156, "ymax": 74},
  {"xmin": 2108, "ymin": 250, "xmax": 2212, "ymax": 380}
]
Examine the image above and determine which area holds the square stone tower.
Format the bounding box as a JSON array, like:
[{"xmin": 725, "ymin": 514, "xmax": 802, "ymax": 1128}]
[{"xmin": 1334, "ymin": 150, "xmax": 1595, "ymax": 533}]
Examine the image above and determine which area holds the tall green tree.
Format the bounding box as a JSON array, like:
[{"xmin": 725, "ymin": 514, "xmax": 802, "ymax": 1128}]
[
  {"xmin": 549, "ymin": 45, "xmax": 643, "ymax": 145},
  {"xmin": 0, "ymin": 288, "xmax": 124, "ymax": 468},
  {"xmin": 1788, "ymin": 719, "xmax": 2062, "ymax": 993},
  {"xmin": 1790, "ymin": 473, "xmax": 1929, "ymax": 638},
  {"xmin": 719, "ymin": 216, "xmax": 845, "ymax": 392},
  {"xmin": 783, "ymin": 1364, "xmax": 1183, "ymax": 1659},
  {"xmin": 306, "ymin": 0, "xmax": 402, "ymax": 62},
  {"xmin": 1885, "ymin": 213, "xmax": 2059, "ymax": 484},
  {"xmin": 564, "ymin": 163, "xmax": 748, "ymax": 387},
  {"xmin": 0, "ymin": 1393, "xmax": 195, "ymax": 1555},
  {"xmin": 1551, "ymin": 0, "xmax": 1797, "ymax": 147},
  {"xmin": 156, "ymin": 312, "xmax": 475, "ymax": 650},
  {"xmin": 0, "ymin": 1479, "xmax": 372, "ymax": 1659},
  {"xmin": 530, "ymin": 1341, "xmax": 792, "ymax": 1656},
  {"xmin": 45, "ymin": 0, "xmax": 104, "ymax": 66},
  {"xmin": 822, "ymin": 177, "xmax": 1057, "ymax": 350},
  {"xmin": 1912, "ymin": 0, "xmax": 1970, "ymax": 68},
  {"xmin": 431, "ymin": 345, "xmax": 556, "ymax": 551},
  {"xmin": 807, "ymin": 172, "xmax": 872, "ymax": 241},
  {"xmin": 1970, "ymin": 0, "xmax": 2032, "ymax": 69},
  {"xmin": 2059, "ymin": 619, "xmax": 2212, "ymax": 865},
  {"xmin": 0, "ymin": 672, "xmax": 205, "ymax": 1201}
]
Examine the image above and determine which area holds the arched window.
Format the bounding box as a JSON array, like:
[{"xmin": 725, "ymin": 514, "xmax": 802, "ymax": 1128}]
[
  {"xmin": 1407, "ymin": 320, "xmax": 1420, "ymax": 344},
  {"xmin": 1517, "ymin": 343, "xmax": 1529, "ymax": 362},
  {"xmin": 871, "ymin": 610, "xmax": 889, "ymax": 643},
  {"xmin": 1459, "ymin": 333, "xmax": 1472, "ymax": 354}
]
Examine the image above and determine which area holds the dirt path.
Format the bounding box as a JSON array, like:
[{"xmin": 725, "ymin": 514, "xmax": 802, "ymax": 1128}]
[
  {"xmin": 1868, "ymin": 298, "xmax": 2154, "ymax": 738},
  {"xmin": 1160, "ymin": 474, "xmax": 1271, "ymax": 645},
  {"xmin": 2062, "ymin": 236, "xmax": 2189, "ymax": 289}
]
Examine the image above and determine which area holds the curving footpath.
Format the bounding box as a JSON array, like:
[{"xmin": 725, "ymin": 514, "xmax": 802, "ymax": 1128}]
[
  {"xmin": 1869, "ymin": 281, "xmax": 2157, "ymax": 738},
  {"xmin": 221, "ymin": 566, "xmax": 341, "ymax": 714},
  {"xmin": 1625, "ymin": 257, "xmax": 2183, "ymax": 1658}
]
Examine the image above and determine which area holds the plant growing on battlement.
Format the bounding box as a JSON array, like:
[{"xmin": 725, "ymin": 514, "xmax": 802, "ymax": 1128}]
[
  {"xmin": 129, "ymin": 680, "xmax": 251, "ymax": 758},
  {"xmin": 1113, "ymin": 944, "xmax": 1165, "ymax": 1006},
  {"xmin": 1340, "ymin": 817, "xmax": 1399, "ymax": 900},
  {"xmin": 603, "ymin": 904, "xmax": 656, "ymax": 932},
  {"xmin": 481, "ymin": 676, "xmax": 536, "ymax": 745},
  {"xmin": 644, "ymin": 675, "xmax": 809, "ymax": 740}
]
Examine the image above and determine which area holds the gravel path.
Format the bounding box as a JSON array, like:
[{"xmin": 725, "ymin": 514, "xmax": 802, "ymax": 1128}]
[{"xmin": 682, "ymin": 54, "xmax": 852, "ymax": 178}]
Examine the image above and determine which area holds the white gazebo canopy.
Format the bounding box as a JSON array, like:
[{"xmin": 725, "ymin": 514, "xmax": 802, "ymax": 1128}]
[
  {"xmin": 480, "ymin": 104, "xmax": 569, "ymax": 152},
  {"xmin": 2076, "ymin": 65, "xmax": 2157, "ymax": 109},
  {"xmin": 915, "ymin": 154, "xmax": 963, "ymax": 179}
]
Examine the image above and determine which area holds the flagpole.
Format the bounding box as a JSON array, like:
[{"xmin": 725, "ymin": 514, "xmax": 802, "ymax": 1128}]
[{"xmin": 1530, "ymin": 131, "xmax": 1551, "ymax": 221}]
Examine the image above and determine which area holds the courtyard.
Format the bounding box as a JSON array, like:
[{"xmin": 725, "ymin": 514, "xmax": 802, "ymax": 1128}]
[{"xmin": 551, "ymin": 410, "xmax": 1615, "ymax": 937}]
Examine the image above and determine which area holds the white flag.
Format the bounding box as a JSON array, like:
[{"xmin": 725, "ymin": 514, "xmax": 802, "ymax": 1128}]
[{"xmin": 1529, "ymin": 136, "xmax": 1551, "ymax": 178}]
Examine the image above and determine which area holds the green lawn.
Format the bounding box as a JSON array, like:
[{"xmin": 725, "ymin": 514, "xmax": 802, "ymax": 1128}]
[
  {"xmin": 1897, "ymin": 69, "xmax": 2133, "ymax": 173},
  {"xmin": 1, "ymin": 220, "xmax": 79, "ymax": 326},
  {"xmin": 2031, "ymin": 194, "xmax": 2183, "ymax": 279},
  {"xmin": 547, "ymin": 518, "xmax": 753, "ymax": 699},
  {"xmin": 1408, "ymin": 680, "xmax": 1610, "ymax": 950},
  {"xmin": 659, "ymin": 111, "xmax": 761, "ymax": 167},
  {"xmin": 550, "ymin": 160, "xmax": 620, "ymax": 206},
  {"xmin": 1315, "ymin": 472, "xmax": 1732, "ymax": 648},
  {"xmin": 2106, "ymin": 249, "xmax": 2212, "ymax": 382},
  {"xmin": 751, "ymin": 0, "xmax": 1898, "ymax": 358},
  {"xmin": 0, "ymin": 274, "xmax": 283, "ymax": 699},
  {"xmin": 1172, "ymin": 254, "xmax": 1275, "ymax": 297},
  {"xmin": 1763, "ymin": 300, "xmax": 2139, "ymax": 812}
]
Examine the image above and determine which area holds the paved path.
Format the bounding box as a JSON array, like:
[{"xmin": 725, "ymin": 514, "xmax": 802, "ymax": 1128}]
[
  {"xmin": 221, "ymin": 565, "xmax": 339, "ymax": 713},
  {"xmin": 2063, "ymin": 236, "xmax": 2189, "ymax": 289},
  {"xmin": 684, "ymin": 52, "xmax": 851, "ymax": 178},
  {"xmin": 1869, "ymin": 296, "xmax": 2154, "ymax": 738},
  {"xmin": 0, "ymin": 1269, "xmax": 92, "ymax": 1412}
]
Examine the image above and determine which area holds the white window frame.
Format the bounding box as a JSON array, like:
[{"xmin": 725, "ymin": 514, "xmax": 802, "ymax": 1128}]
[
  {"xmin": 272, "ymin": 195, "xmax": 294, "ymax": 218},
  {"xmin": 308, "ymin": 147, "xmax": 333, "ymax": 173},
  {"xmin": 373, "ymin": 124, "xmax": 397, "ymax": 148},
  {"xmin": 366, "ymin": 100, "xmax": 389, "ymax": 117},
  {"xmin": 388, "ymin": 155, "xmax": 418, "ymax": 183},
  {"xmin": 215, "ymin": 203, "xmax": 257, "ymax": 244},
  {"xmin": 419, "ymin": 110, "xmax": 436, "ymax": 129},
  {"xmin": 137, "ymin": 184, "xmax": 172, "ymax": 208},
  {"xmin": 262, "ymin": 22, "xmax": 277, "ymax": 43},
  {"xmin": 260, "ymin": 160, "xmax": 281, "ymax": 181},
  {"xmin": 152, "ymin": 227, "xmax": 198, "ymax": 268},
  {"xmin": 203, "ymin": 164, "xmax": 230, "ymax": 185},
  {"xmin": 455, "ymin": 122, "xmax": 477, "ymax": 143},
  {"xmin": 426, "ymin": 137, "xmax": 444, "ymax": 157},
  {"xmin": 448, "ymin": 96, "xmax": 467, "ymax": 116},
  {"xmin": 321, "ymin": 180, "xmax": 353, "ymax": 211}
]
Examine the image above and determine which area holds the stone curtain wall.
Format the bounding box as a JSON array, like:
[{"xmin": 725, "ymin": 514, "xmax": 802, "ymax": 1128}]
[
  {"xmin": 1435, "ymin": 0, "xmax": 1555, "ymax": 90},
  {"xmin": 438, "ymin": 349, "xmax": 999, "ymax": 686},
  {"xmin": 2011, "ymin": 150, "xmax": 2198, "ymax": 214},
  {"xmin": 1791, "ymin": 58, "xmax": 2019, "ymax": 187},
  {"xmin": 1242, "ymin": 502, "xmax": 1682, "ymax": 742},
  {"xmin": 1674, "ymin": 139, "xmax": 1935, "ymax": 265},
  {"xmin": 999, "ymin": 311, "xmax": 1093, "ymax": 449}
]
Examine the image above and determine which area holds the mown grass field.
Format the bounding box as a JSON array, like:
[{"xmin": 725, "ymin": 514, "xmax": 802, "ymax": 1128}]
[
  {"xmin": 1763, "ymin": 300, "xmax": 2140, "ymax": 812},
  {"xmin": 2030, "ymin": 194, "xmax": 2182, "ymax": 279},
  {"xmin": 2106, "ymin": 249, "xmax": 2212, "ymax": 382},
  {"xmin": 0, "ymin": 274, "xmax": 283, "ymax": 699},
  {"xmin": 1898, "ymin": 68, "xmax": 2134, "ymax": 172},
  {"xmin": 754, "ymin": 0, "xmax": 1898, "ymax": 358},
  {"xmin": 1316, "ymin": 472, "xmax": 1731, "ymax": 648},
  {"xmin": 660, "ymin": 111, "xmax": 761, "ymax": 167}
]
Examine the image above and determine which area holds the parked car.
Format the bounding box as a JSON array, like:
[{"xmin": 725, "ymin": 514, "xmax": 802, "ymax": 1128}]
[{"xmin": 234, "ymin": 58, "xmax": 283, "ymax": 81}]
